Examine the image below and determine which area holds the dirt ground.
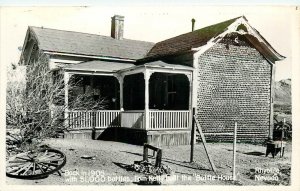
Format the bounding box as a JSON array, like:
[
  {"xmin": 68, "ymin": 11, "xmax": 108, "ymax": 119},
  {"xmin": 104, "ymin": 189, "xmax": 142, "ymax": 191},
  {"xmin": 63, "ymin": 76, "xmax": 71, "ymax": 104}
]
[{"xmin": 6, "ymin": 138, "xmax": 291, "ymax": 186}]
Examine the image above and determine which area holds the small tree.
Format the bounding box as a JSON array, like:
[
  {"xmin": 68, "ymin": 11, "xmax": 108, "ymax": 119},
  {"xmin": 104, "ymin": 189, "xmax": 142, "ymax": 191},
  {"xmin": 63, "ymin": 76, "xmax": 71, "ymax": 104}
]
[{"xmin": 6, "ymin": 53, "xmax": 107, "ymax": 152}]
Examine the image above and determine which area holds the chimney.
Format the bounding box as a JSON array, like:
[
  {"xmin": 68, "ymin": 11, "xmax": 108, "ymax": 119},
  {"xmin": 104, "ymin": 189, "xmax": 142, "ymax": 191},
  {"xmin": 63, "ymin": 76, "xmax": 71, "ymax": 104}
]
[
  {"xmin": 111, "ymin": 15, "xmax": 124, "ymax": 40},
  {"xmin": 191, "ymin": 18, "xmax": 195, "ymax": 32}
]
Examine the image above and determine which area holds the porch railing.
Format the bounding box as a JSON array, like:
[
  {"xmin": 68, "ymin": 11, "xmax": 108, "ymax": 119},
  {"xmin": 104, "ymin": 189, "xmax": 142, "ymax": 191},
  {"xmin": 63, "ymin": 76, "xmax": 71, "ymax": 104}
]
[
  {"xmin": 121, "ymin": 111, "xmax": 145, "ymax": 129},
  {"xmin": 149, "ymin": 110, "xmax": 190, "ymax": 130},
  {"xmin": 66, "ymin": 110, "xmax": 121, "ymax": 129},
  {"xmin": 66, "ymin": 110, "xmax": 190, "ymax": 130}
]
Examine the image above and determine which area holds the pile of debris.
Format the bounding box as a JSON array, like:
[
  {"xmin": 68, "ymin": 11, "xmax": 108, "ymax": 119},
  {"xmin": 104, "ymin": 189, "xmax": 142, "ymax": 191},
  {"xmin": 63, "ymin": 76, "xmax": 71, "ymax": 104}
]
[
  {"xmin": 125, "ymin": 143, "xmax": 173, "ymax": 185},
  {"xmin": 6, "ymin": 132, "xmax": 23, "ymax": 157},
  {"xmin": 127, "ymin": 160, "xmax": 172, "ymax": 176}
]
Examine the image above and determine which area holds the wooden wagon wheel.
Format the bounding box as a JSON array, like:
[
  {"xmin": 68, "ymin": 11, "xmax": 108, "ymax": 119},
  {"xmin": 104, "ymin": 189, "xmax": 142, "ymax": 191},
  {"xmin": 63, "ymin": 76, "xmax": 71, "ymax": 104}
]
[{"xmin": 6, "ymin": 148, "xmax": 66, "ymax": 179}]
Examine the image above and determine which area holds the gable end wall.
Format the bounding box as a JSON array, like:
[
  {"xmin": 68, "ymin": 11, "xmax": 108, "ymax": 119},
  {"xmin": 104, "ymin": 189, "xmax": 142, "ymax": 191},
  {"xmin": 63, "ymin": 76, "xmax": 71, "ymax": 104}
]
[{"xmin": 196, "ymin": 38, "xmax": 271, "ymax": 142}]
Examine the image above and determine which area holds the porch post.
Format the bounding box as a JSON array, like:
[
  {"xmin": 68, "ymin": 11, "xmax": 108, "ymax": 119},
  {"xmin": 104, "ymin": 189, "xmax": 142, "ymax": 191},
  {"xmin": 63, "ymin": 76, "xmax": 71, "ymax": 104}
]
[
  {"xmin": 186, "ymin": 73, "xmax": 196, "ymax": 144},
  {"xmin": 187, "ymin": 73, "xmax": 193, "ymax": 112},
  {"xmin": 184, "ymin": 73, "xmax": 193, "ymax": 127},
  {"xmin": 115, "ymin": 74, "xmax": 124, "ymax": 111},
  {"xmin": 119, "ymin": 77, "xmax": 124, "ymax": 111},
  {"xmin": 64, "ymin": 71, "xmax": 71, "ymax": 128},
  {"xmin": 144, "ymin": 70, "xmax": 152, "ymax": 130}
]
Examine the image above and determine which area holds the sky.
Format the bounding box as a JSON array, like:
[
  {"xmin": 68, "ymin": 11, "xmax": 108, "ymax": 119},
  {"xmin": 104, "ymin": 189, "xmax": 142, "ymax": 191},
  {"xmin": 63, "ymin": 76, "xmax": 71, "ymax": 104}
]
[{"xmin": 0, "ymin": 5, "xmax": 298, "ymax": 80}]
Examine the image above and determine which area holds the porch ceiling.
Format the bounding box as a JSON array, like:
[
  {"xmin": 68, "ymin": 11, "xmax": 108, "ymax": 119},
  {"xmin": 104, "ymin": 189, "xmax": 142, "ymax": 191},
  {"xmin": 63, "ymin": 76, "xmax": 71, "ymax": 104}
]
[{"xmin": 63, "ymin": 60, "xmax": 135, "ymax": 72}]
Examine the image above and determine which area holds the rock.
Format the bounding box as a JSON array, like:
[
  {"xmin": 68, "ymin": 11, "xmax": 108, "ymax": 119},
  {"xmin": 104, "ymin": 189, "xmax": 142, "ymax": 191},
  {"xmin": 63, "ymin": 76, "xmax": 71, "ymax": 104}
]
[{"xmin": 81, "ymin": 155, "xmax": 94, "ymax": 159}]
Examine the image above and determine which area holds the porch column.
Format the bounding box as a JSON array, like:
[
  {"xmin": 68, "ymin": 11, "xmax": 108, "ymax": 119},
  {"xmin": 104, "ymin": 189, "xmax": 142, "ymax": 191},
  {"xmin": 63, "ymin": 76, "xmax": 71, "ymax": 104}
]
[
  {"xmin": 185, "ymin": 73, "xmax": 195, "ymax": 143},
  {"xmin": 186, "ymin": 73, "xmax": 193, "ymax": 111},
  {"xmin": 64, "ymin": 71, "xmax": 71, "ymax": 128},
  {"xmin": 185, "ymin": 73, "xmax": 193, "ymax": 127},
  {"xmin": 115, "ymin": 74, "xmax": 124, "ymax": 111},
  {"xmin": 144, "ymin": 70, "xmax": 153, "ymax": 130},
  {"xmin": 119, "ymin": 77, "xmax": 124, "ymax": 111},
  {"xmin": 64, "ymin": 72, "xmax": 70, "ymax": 109}
]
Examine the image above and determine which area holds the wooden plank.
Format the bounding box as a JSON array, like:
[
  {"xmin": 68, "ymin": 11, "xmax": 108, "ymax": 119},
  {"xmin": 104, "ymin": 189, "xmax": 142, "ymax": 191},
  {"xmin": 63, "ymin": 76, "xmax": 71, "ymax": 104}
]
[
  {"xmin": 190, "ymin": 108, "xmax": 196, "ymax": 162},
  {"xmin": 75, "ymin": 112, "xmax": 78, "ymax": 128},
  {"xmin": 143, "ymin": 143, "xmax": 162, "ymax": 167},
  {"xmin": 194, "ymin": 115, "xmax": 216, "ymax": 172},
  {"xmin": 156, "ymin": 150, "xmax": 162, "ymax": 167},
  {"xmin": 175, "ymin": 112, "xmax": 177, "ymax": 129},
  {"xmin": 233, "ymin": 122, "xmax": 237, "ymax": 180},
  {"xmin": 156, "ymin": 112, "xmax": 158, "ymax": 129},
  {"xmin": 143, "ymin": 144, "xmax": 148, "ymax": 161}
]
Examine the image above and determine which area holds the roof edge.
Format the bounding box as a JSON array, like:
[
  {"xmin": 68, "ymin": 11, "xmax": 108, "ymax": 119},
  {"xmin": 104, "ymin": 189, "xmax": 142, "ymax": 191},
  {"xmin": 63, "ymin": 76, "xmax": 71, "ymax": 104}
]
[
  {"xmin": 191, "ymin": 16, "xmax": 285, "ymax": 62},
  {"xmin": 43, "ymin": 51, "xmax": 137, "ymax": 63},
  {"xmin": 144, "ymin": 16, "xmax": 243, "ymax": 61},
  {"xmin": 19, "ymin": 26, "xmax": 40, "ymax": 64}
]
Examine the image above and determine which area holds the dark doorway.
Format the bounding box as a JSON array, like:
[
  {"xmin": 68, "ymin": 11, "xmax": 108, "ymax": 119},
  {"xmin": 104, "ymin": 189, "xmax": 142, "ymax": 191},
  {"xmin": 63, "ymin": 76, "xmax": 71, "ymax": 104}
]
[{"xmin": 123, "ymin": 73, "xmax": 145, "ymax": 110}]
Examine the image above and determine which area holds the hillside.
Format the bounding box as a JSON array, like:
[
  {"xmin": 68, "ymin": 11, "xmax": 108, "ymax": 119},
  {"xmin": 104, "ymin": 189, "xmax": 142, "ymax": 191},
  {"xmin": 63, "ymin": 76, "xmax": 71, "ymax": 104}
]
[
  {"xmin": 274, "ymin": 78, "xmax": 292, "ymax": 123},
  {"xmin": 274, "ymin": 79, "xmax": 291, "ymax": 105}
]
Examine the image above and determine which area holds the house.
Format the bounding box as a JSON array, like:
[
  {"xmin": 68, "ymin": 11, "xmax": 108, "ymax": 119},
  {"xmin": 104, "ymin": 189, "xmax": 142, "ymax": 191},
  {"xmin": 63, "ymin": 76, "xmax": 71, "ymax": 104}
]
[{"xmin": 19, "ymin": 15, "xmax": 285, "ymax": 145}]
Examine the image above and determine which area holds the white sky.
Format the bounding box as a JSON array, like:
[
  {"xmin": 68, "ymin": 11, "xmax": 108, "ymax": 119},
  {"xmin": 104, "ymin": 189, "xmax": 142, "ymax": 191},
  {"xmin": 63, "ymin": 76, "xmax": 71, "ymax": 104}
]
[{"xmin": 0, "ymin": 6, "xmax": 297, "ymax": 80}]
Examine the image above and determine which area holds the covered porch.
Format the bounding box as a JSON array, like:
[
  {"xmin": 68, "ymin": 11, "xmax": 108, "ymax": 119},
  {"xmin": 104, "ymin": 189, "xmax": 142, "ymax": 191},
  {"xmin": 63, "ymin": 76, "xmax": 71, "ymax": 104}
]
[
  {"xmin": 119, "ymin": 62, "xmax": 193, "ymax": 131},
  {"xmin": 63, "ymin": 60, "xmax": 194, "ymax": 144}
]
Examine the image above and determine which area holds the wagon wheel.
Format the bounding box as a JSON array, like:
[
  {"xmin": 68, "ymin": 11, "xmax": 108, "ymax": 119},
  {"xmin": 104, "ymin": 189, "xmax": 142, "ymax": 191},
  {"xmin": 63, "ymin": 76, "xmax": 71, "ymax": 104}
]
[{"xmin": 6, "ymin": 148, "xmax": 66, "ymax": 179}]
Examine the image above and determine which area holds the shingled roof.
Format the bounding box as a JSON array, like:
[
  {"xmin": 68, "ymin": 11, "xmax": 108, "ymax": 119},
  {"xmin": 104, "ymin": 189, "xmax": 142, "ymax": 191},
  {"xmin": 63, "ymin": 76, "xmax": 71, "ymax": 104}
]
[
  {"xmin": 25, "ymin": 16, "xmax": 284, "ymax": 65},
  {"xmin": 145, "ymin": 17, "xmax": 241, "ymax": 60},
  {"xmin": 29, "ymin": 27, "xmax": 154, "ymax": 60}
]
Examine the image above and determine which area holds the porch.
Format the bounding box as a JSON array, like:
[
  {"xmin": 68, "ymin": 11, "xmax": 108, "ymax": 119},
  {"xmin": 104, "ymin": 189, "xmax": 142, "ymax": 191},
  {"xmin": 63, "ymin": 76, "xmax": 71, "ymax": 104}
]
[{"xmin": 63, "ymin": 60, "xmax": 194, "ymax": 145}]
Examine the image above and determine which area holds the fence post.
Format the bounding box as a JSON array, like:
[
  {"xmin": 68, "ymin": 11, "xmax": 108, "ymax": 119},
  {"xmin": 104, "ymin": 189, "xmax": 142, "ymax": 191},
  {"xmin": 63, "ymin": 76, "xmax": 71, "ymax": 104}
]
[
  {"xmin": 233, "ymin": 122, "xmax": 237, "ymax": 181},
  {"xmin": 190, "ymin": 108, "xmax": 196, "ymax": 163}
]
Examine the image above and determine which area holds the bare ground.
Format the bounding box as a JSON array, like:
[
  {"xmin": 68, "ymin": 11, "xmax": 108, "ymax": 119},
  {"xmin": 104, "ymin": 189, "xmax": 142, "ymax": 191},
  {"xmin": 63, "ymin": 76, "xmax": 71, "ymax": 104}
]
[{"xmin": 6, "ymin": 138, "xmax": 291, "ymax": 186}]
